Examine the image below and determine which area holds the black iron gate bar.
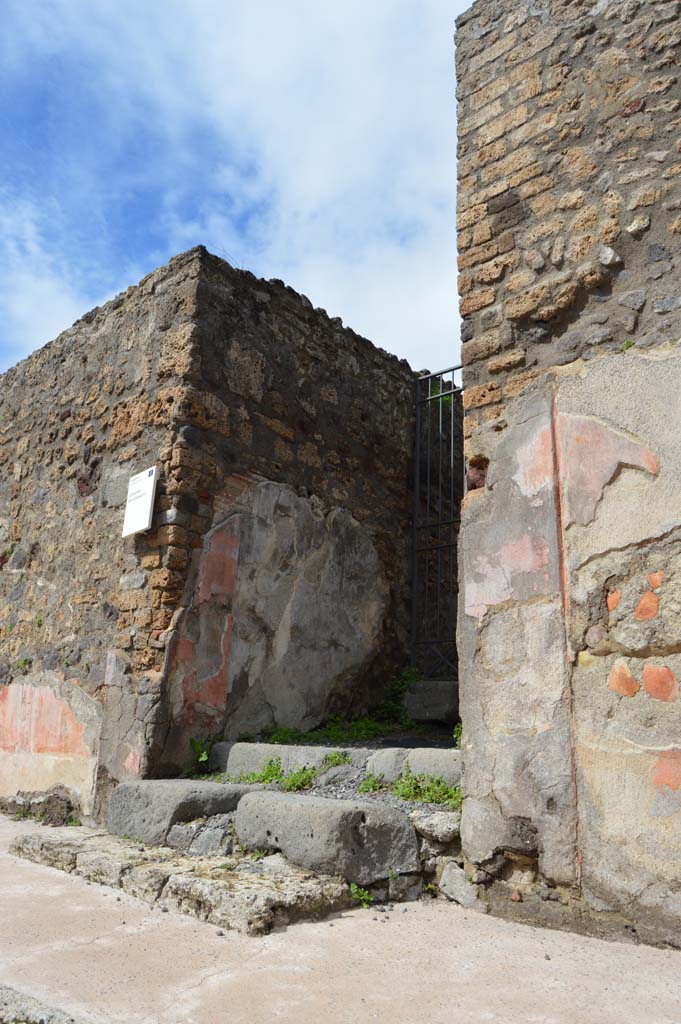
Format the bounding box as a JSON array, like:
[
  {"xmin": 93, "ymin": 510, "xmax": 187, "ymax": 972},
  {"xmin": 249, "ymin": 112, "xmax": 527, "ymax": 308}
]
[{"xmin": 410, "ymin": 364, "xmax": 463, "ymax": 678}]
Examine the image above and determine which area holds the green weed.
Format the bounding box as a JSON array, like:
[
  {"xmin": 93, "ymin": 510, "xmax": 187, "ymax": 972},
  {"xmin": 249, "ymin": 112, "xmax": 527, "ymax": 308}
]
[
  {"xmin": 321, "ymin": 750, "xmax": 352, "ymax": 770},
  {"xmin": 358, "ymin": 772, "xmax": 386, "ymax": 793},
  {"xmin": 282, "ymin": 765, "xmax": 318, "ymax": 791},
  {"xmin": 452, "ymin": 722, "xmax": 463, "ymax": 749},
  {"xmin": 349, "ymin": 883, "xmax": 373, "ymax": 909},
  {"xmin": 240, "ymin": 757, "xmax": 285, "ymax": 784},
  {"xmin": 391, "ymin": 763, "xmax": 462, "ymax": 811},
  {"xmin": 189, "ymin": 737, "xmax": 212, "ymax": 767}
]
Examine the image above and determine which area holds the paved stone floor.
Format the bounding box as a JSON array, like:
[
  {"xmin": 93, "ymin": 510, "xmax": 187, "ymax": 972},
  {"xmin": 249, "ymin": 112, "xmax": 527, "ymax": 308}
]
[{"xmin": 1, "ymin": 817, "xmax": 679, "ymax": 1024}]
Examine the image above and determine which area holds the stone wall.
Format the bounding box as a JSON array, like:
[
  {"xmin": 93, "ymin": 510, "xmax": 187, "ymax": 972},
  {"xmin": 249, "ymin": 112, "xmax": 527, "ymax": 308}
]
[
  {"xmin": 456, "ymin": 0, "xmax": 681, "ymax": 941},
  {"xmin": 0, "ymin": 247, "xmax": 416, "ymax": 809},
  {"xmin": 157, "ymin": 252, "xmax": 416, "ymax": 770}
]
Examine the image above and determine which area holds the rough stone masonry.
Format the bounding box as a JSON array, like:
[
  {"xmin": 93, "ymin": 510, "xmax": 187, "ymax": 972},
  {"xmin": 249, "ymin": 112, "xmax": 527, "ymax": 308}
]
[
  {"xmin": 0, "ymin": 247, "xmax": 415, "ymax": 814},
  {"xmin": 456, "ymin": 0, "xmax": 681, "ymax": 941}
]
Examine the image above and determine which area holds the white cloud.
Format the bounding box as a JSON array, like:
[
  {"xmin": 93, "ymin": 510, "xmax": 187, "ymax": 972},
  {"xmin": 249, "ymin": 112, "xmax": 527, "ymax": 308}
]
[
  {"xmin": 2, "ymin": 0, "xmax": 466, "ymax": 372},
  {"xmin": 0, "ymin": 192, "xmax": 94, "ymax": 369}
]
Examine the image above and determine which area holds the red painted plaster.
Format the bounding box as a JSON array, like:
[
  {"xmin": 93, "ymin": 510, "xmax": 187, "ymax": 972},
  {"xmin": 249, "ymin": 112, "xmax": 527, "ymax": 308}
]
[
  {"xmin": 197, "ymin": 525, "xmax": 239, "ymax": 604},
  {"xmin": 647, "ymin": 570, "xmax": 665, "ymax": 590},
  {"xmin": 607, "ymin": 589, "xmax": 621, "ymax": 612},
  {"xmin": 123, "ymin": 748, "xmax": 143, "ymax": 776},
  {"xmin": 0, "ymin": 684, "xmax": 89, "ymax": 757},
  {"xmin": 556, "ymin": 414, "xmax": 658, "ymax": 527},
  {"xmin": 498, "ymin": 534, "xmax": 551, "ymax": 577},
  {"xmin": 513, "ymin": 424, "xmax": 554, "ymax": 496}
]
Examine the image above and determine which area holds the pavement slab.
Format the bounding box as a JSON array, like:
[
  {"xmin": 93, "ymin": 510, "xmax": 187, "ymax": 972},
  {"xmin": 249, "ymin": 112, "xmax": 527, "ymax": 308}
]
[{"xmin": 1, "ymin": 816, "xmax": 680, "ymax": 1024}]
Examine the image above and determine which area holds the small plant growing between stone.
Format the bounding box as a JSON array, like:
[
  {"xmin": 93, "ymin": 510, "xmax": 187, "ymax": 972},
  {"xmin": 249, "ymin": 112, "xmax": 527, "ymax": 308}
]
[
  {"xmin": 321, "ymin": 750, "xmax": 352, "ymax": 770},
  {"xmin": 622, "ymin": 339, "xmax": 635, "ymax": 352},
  {"xmin": 248, "ymin": 848, "xmax": 268, "ymax": 861},
  {"xmin": 358, "ymin": 771, "xmax": 386, "ymax": 793},
  {"xmin": 282, "ymin": 765, "xmax": 318, "ymax": 791},
  {"xmin": 65, "ymin": 816, "xmax": 82, "ymax": 827},
  {"xmin": 452, "ymin": 722, "xmax": 463, "ymax": 749},
  {"xmin": 189, "ymin": 737, "xmax": 212, "ymax": 773},
  {"xmin": 236, "ymin": 753, "xmax": 349, "ymax": 791},
  {"xmin": 391, "ymin": 763, "xmax": 462, "ymax": 811},
  {"xmin": 239, "ymin": 757, "xmax": 285, "ymax": 784},
  {"xmin": 349, "ymin": 883, "xmax": 373, "ymax": 908}
]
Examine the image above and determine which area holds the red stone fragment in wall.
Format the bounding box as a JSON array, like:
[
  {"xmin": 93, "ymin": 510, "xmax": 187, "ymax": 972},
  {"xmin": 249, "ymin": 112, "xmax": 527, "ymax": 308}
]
[
  {"xmin": 647, "ymin": 571, "xmax": 665, "ymax": 590},
  {"xmin": 607, "ymin": 589, "xmax": 621, "ymax": 612},
  {"xmin": 608, "ymin": 661, "xmax": 640, "ymax": 697},
  {"xmin": 466, "ymin": 458, "xmax": 489, "ymax": 491},
  {"xmin": 620, "ymin": 99, "xmax": 645, "ymax": 118},
  {"xmin": 652, "ymin": 750, "xmax": 681, "ymax": 791},
  {"xmin": 634, "ymin": 590, "xmax": 659, "ymax": 621},
  {"xmin": 643, "ymin": 665, "xmax": 678, "ymax": 702}
]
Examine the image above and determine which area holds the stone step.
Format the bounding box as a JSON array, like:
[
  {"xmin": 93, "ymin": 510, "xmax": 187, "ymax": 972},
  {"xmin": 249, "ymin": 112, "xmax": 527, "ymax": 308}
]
[
  {"xmin": 403, "ymin": 679, "xmax": 458, "ymax": 725},
  {"xmin": 235, "ymin": 791, "xmax": 420, "ymax": 886},
  {"xmin": 107, "ymin": 780, "xmax": 260, "ymax": 845},
  {"xmin": 7, "ymin": 784, "xmax": 468, "ymax": 929},
  {"xmin": 210, "ymin": 741, "xmax": 462, "ymax": 786},
  {"xmin": 10, "ymin": 826, "xmax": 350, "ymax": 936}
]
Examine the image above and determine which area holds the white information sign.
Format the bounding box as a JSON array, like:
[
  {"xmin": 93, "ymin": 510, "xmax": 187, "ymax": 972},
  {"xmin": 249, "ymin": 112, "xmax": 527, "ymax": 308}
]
[{"xmin": 122, "ymin": 466, "xmax": 159, "ymax": 538}]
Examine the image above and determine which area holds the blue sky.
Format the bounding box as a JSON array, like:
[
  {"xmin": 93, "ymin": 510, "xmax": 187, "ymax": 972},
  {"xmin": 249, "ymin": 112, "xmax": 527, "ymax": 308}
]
[{"xmin": 1, "ymin": 0, "xmax": 467, "ymax": 374}]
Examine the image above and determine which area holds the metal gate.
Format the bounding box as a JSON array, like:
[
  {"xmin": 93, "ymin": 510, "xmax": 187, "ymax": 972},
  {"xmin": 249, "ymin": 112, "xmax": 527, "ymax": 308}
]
[{"xmin": 410, "ymin": 365, "xmax": 463, "ymax": 679}]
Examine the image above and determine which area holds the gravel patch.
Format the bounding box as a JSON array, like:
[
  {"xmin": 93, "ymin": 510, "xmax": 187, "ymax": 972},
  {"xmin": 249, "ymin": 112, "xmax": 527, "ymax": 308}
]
[{"xmin": 0, "ymin": 986, "xmax": 84, "ymax": 1024}]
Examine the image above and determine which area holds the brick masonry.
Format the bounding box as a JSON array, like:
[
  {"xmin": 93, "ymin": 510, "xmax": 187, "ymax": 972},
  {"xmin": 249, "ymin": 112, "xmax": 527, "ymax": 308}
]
[
  {"xmin": 457, "ymin": 0, "xmax": 681, "ymax": 461},
  {"xmin": 0, "ymin": 247, "xmax": 417, "ymax": 809},
  {"xmin": 456, "ymin": 0, "xmax": 681, "ymax": 943}
]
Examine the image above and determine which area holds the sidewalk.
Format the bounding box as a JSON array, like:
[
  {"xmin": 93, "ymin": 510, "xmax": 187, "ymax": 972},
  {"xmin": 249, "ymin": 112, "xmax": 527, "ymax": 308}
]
[{"xmin": 1, "ymin": 816, "xmax": 679, "ymax": 1024}]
